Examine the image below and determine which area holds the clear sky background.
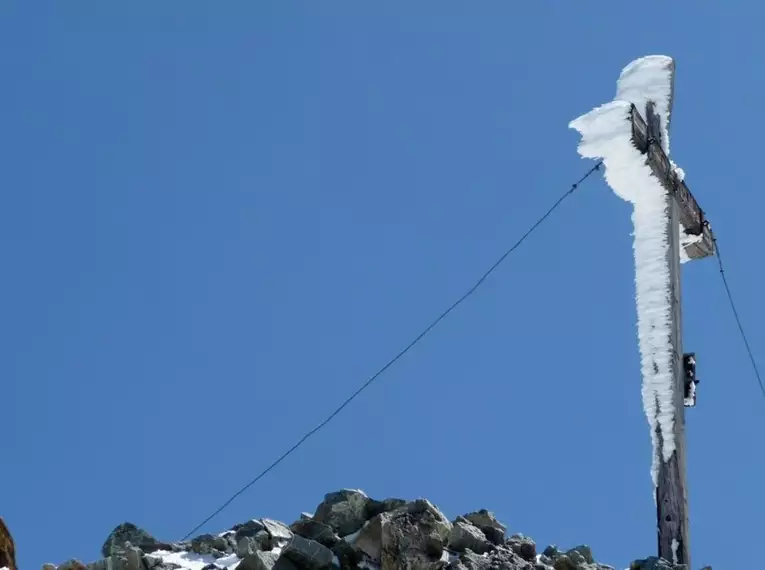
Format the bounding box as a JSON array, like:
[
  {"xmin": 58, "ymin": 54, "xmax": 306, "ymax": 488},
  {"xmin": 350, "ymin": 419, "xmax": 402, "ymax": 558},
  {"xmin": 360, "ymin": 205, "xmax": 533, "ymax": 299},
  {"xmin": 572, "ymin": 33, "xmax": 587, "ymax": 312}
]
[{"xmin": 2, "ymin": 3, "xmax": 762, "ymax": 570}]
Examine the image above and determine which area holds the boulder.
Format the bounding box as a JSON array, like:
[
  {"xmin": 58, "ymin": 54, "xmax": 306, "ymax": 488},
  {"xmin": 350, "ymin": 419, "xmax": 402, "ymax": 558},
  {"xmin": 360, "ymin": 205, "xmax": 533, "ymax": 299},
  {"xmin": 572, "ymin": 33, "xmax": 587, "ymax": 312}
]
[
  {"xmin": 566, "ymin": 545, "xmax": 594, "ymax": 565},
  {"xmin": 313, "ymin": 490, "xmax": 371, "ymax": 537},
  {"xmin": 233, "ymin": 520, "xmax": 266, "ymax": 540},
  {"xmin": 262, "ymin": 519, "xmax": 293, "ymax": 542},
  {"xmin": 629, "ymin": 558, "xmax": 679, "ymax": 570},
  {"xmin": 190, "ymin": 534, "xmax": 231, "ymax": 556},
  {"xmin": 449, "ymin": 550, "xmax": 491, "ymax": 570},
  {"xmin": 552, "ymin": 556, "xmax": 578, "ymax": 570},
  {"xmin": 462, "ymin": 510, "xmax": 507, "ymax": 546},
  {"xmin": 365, "ymin": 498, "xmax": 407, "ymax": 519},
  {"xmin": 379, "ymin": 500, "xmax": 452, "ymax": 570},
  {"xmin": 281, "ymin": 535, "xmax": 334, "ymax": 569},
  {"xmin": 447, "ymin": 519, "xmax": 491, "ymax": 554},
  {"xmin": 354, "ymin": 517, "xmax": 384, "ymax": 561},
  {"xmin": 289, "ymin": 519, "xmax": 338, "ymax": 547},
  {"xmin": 507, "ymin": 534, "xmax": 537, "ymax": 562},
  {"xmin": 102, "ymin": 524, "xmax": 159, "ymax": 558},
  {"xmin": 125, "ymin": 547, "xmax": 144, "ymax": 570}
]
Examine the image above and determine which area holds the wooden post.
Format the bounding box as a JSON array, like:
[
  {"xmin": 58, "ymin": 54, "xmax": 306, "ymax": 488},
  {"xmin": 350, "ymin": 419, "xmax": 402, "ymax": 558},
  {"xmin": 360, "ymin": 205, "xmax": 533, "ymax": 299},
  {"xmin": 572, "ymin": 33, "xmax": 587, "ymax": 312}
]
[
  {"xmin": 634, "ymin": 93, "xmax": 715, "ymax": 568},
  {"xmin": 642, "ymin": 100, "xmax": 691, "ymax": 567},
  {"xmin": 573, "ymin": 55, "xmax": 716, "ymax": 568}
]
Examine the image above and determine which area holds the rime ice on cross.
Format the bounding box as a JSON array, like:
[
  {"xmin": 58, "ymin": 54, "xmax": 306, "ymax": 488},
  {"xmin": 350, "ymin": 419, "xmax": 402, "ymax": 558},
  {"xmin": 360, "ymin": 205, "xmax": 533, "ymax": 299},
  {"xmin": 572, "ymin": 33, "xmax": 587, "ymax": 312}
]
[{"xmin": 568, "ymin": 55, "xmax": 715, "ymax": 568}]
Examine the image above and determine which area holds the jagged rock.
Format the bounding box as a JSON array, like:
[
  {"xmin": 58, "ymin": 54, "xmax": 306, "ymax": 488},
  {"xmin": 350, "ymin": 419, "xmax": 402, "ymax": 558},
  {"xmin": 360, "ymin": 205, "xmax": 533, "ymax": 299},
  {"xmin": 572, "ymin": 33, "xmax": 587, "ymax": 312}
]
[
  {"xmin": 289, "ymin": 518, "xmax": 338, "ymax": 547},
  {"xmin": 380, "ymin": 499, "xmax": 452, "ymax": 570},
  {"xmin": 365, "ymin": 498, "xmax": 408, "ymax": 519},
  {"xmin": 353, "ymin": 516, "xmax": 383, "ymax": 561},
  {"xmin": 447, "ymin": 519, "xmax": 491, "ymax": 554},
  {"xmin": 190, "ymin": 534, "xmax": 231, "ymax": 556},
  {"xmin": 543, "ymin": 546, "xmax": 560, "ymax": 559},
  {"xmin": 262, "ymin": 519, "xmax": 293, "ymax": 542},
  {"xmin": 236, "ymin": 537, "xmax": 259, "ymax": 558},
  {"xmin": 552, "ymin": 555, "xmax": 578, "ymax": 570},
  {"xmin": 449, "ymin": 550, "xmax": 491, "ymax": 570},
  {"xmin": 238, "ymin": 551, "xmax": 297, "ymax": 570},
  {"xmin": 463, "ymin": 510, "xmax": 507, "ymax": 546},
  {"xmin": 313, "ymin": 490, "xmax": 371, "ymax": 536},
  {"xmin": 125, "ymin": 547, "xmax": 144, "ymax": 570},
  {"xmin": 141, "ymin": 555, "xmax": 182, "ymax": 570},
  {"xmin": 331, "ymin": 540, "xmax": 362, "ymax": 570},
  {"xmin": 492, "ymin": 547, "xmax": 534, "ymax": 569},
  {"xmin": 43, "ymin": 564, "xmax": 57, "ymax": 570},
  {"xmin": 234, "ymin": 520, "xmax": 267, "ymax": 540},
  {"xmin": 629, "ymin": 558, "xmax": 680, "ymax": 570},
  {"xmin": 451, "ymin": 547, "xmax": 531, "ymax": 570},
  {"xmin": 102, "ymin": 524, "xmax": 159, "ymax": 558},
  {"xmin": 88, "ymin": 557, "xmax": 124, "ymax": 570},
  {"xmin": 281, "ymin": 535, "xmax": 334, "ymax": 569},
  {"xmin": 507, "ymin": 534, "xmax": 537, "ymax": 562},
  {"xmin": 566, "ymin": 545, "xmax": 594, "ymax": 565},
  {"xmin": 59, "ymin": 561, "xmax": 89, "ymax": 570},
  {"xmin": 46, "ymin": 489, "xmax": 670, "ymax": 570}
]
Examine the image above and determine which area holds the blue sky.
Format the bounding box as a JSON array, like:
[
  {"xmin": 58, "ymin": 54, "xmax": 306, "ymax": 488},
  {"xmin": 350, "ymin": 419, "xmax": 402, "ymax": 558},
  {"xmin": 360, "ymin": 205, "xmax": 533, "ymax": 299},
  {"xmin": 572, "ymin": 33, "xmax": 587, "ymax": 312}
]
[{"xmin": 2, "ymin": 3, "xmax": 762, "ymax": 569}]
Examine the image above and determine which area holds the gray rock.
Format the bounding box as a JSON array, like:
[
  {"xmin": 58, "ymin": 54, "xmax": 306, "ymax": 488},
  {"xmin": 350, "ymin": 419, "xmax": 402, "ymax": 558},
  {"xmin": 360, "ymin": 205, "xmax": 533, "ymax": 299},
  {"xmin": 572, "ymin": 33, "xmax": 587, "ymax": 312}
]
[
  {"xmin": 543, "ymin": 546, "xmax": 560, "ymax": 560},
  {"xmin": 491, "ymin": 547, "xmax": 534, "ymax": 570},
  {"xmin": 102, "ymin": 524, "xmax": 159, "ymax": 558},
  {"xmin": 552, "ymin": 555, "xmax": 578, "ymax": 570},
  {"xmin": 453, "ymin": 547, "xmax": 530, "ymax": 570},
  {"xmin": 125, "ymin": 547, "xmax": 144, "ymax": 570},
  {"xmin": 313, "ymin": 490, "xmax": 371, "ymax": 536},
  {"xmin": 565, "ymin": 550, "xmax": 587, "ymax": 567},
  {"xmin": 237, "ymin": 537, "xmax": 260, "ymax": 559},
  {"xmin": 628, "ymin": 558, "xmax": 677, "ymax": 570},
  {"xmin": 235, "ymin": 530, "xmax": 272, "ymax": 553},
  {"xmin": 234, "ymin": 520, "xmax": 267, "ymax": 540},
  {"xmin": 566, "ymin": 546, "xmax": 594, "ymax": 565},
  {"xmin": 451, "ymin": 550, "xmax": 491, "ymax": 570},
  {"xmin": 262, "ymin": 519, "xmax": 294, "ymax": 542},
  {"xmin": 60, "ymin": 561, "xmax": 89, "ymax": 570},
  {"xmin": 190, "ymin": 534, "xmax": 230, "ymax": 556},
  {"xmin": 42, "ymin": 565, "xmax": 57, "ymax": 570},
  {"xmin": 281, "ymin": 535, "xmax": 334, "ymax": 569},
  {"xmin": 289, "ymin": 519, "xmax": 338, "ymax": 547},
  {"xmin": 447, "ymin": 520, "xmax": 491, "ymax": 554},
  {"xmin": 538, "ymin": 554, "xmax": 554, "ymax": 567},
  {"xmin": 379, "ymin": 500, "xmax": 453, "ymax": 570},
  {"xmin": 331, "ymin": 540, "xmax": 362, "ymax": 570},
  {"xmin": 463, "ymin": 510, "xmax": 507, "ymax": 546},
  {"xmin": 142, "ymin": 555, "xmax": 181, "ymax": 570},
  {"xmin": 365, "ymin": 498, "xmax": 408, "ymax": 519},
  {"xmin": 507, "ymin": 534, "xmax": 537, "ymax": 562},
  {"xmin": 354, "ymin": 516, "xmax": 384, "ymax": 561},
  {"xmin": 238, "ymin": 552, "xmax": 297, "ymax": 570}
]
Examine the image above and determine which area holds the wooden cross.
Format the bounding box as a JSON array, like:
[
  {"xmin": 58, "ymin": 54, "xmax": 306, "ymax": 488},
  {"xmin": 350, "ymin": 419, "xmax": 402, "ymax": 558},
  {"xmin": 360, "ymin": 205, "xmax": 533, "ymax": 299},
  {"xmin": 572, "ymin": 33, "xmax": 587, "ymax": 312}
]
[{"xmin": 625, "ymin": 58, "xmax": 715, "ymax": 568}]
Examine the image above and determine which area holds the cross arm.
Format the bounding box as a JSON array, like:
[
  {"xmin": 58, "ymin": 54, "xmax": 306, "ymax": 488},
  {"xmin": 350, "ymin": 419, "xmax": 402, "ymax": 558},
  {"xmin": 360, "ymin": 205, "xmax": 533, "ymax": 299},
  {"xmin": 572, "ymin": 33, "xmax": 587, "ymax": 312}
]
[{"xmin": 629, "ymin": 104, "xmax": 716, "ymax": 260}]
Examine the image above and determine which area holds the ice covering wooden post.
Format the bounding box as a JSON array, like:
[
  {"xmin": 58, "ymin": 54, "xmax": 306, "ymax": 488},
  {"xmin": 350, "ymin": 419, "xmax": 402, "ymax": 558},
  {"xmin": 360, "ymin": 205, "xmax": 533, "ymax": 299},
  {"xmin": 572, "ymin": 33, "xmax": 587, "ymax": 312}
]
[
  {"xmin": 630, "ymin": 65, "xmax": 714, "ymax": 568},
  {"xmin": 570, "ymin": 55, "xmax": 716, "ymax": 569},
  {"xmin": 645, "ymin": 97, "xmax": 691, "ymax": 567}
]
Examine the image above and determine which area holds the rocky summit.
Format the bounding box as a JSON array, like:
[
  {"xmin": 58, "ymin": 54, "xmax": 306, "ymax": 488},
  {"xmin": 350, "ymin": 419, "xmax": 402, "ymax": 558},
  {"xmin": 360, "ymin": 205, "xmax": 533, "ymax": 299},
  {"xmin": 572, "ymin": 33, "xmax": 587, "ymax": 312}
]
[{"xmin": 42, "ymin": 490, "xmax": 698, "ymax": 570}]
